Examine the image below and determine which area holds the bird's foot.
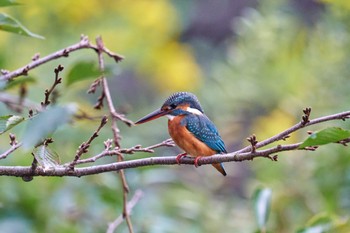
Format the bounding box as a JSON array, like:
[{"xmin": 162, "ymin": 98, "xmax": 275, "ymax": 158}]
[
  {"xmin": 176, "ymin": 152, "xmax": 187, "ymax": 164},
  {"xmin": 194, "ymin": 156, "xmax": 202, "ymax": 167}
]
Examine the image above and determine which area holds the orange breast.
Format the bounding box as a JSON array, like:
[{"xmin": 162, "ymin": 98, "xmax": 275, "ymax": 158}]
[{"xmin": 168, "ymin": 116, "xmax": 216, "ymax": 157}]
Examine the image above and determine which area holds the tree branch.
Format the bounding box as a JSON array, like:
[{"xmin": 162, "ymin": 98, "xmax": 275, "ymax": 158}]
[
  {"xmin": 0, "ymin": 138, "xmax": 22, "ymax": 160},
  {"xmin": 106, "ymin": 190, "xmax": 144, "ymax": 233},
  {"xmin": 0, "ymin": 109, "xmax": 349, "ymax": 177},
  {"xmin": 95, "ymin": 36, "xmax": 134, "ymax": 233},
  {"xmin": 0, "ymin": 142, "xmax": 300, "ymax": 177},
  {"xmin": 68, "ymin": 138, "xmax": 175, "ymax": 166},
  {"xmin": 0, "ymin": 35, "xmax": 124, "ymax": 81},
  {"xmin": 68, "ymin": 116, "xmax": 108, "ymax": 169},
  {"xmin": 236, "ymin": 109, "xmax": 350, "ymax": 153},
  {"xmin": 41, "ymin": 65, "xmax": 64, "ymax": 108}
]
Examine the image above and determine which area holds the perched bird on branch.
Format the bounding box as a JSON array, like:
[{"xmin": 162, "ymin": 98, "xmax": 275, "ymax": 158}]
[{"xmin": 135, "ymin": 92, "xmax": 227, "ymax": 176}]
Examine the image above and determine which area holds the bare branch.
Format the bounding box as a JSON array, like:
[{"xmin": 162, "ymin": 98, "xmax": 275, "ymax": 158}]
[
  {"xmin": 0, "ymin": 35, "xmax": 124, "ymax": 81},
  {"xmin": 68, "ymin": 116, "xmax": 108, "ymax": 169},
  {"xmin": 41, "ymin": 65, "xmax": 64, "ymax": 108},
  {"xmin": 1, "ymin": 109, "xmax": 349, "ymax": 177},
  {"xmin": 0, "ymin": 134, "xmax": 22, "ymax": 160},
  {"xmin": 0, "ymin": 142, "xmax": 299, "ymax": 177},
  {"xmin": 106, "ymin": 190, "xmax": 144, "ymax": 233},
  {"xmin": 236, "ymin": 109, "xmax": 350, "ymax": 153},
  {"xmin": 70, "ymin": 138, "xmax": 176, "ymax": 166},
  {"xmin": 87, "ymin": 78, "xmax": 102, "ymax": 94},
  {"xmin": 246, "ymin": 134, "xmax": 258, "ymax": 153},
  {"xmin": 95, "ymin": 36, "xmax": 133, "ymax": 233}
]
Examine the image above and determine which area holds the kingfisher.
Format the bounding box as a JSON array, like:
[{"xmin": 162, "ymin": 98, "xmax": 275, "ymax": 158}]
[{"xmin": 135, "ymin": 92, "xmax": 227, "ymax": 176}]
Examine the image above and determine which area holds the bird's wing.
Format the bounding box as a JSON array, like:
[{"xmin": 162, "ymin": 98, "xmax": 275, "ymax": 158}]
[{"xmin": 183, "ymin": 114, "xmax": 227, "ymax": 153}]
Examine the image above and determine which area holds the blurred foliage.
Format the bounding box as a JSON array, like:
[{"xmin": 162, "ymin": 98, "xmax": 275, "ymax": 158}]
[
  {"xmin": 253, "ymin": 187, "xmax": 272, "ymax": 232},
  {"xmin": 0, "ymin": 0, "xmax": 43, "ymax": 39},
  {"xmin": 65, "ymin": 61, "xmax": 104, "ymax": 87},
  {"xmin": 1, "ymin": 0, "xmax": 350, "ymax": 232}
]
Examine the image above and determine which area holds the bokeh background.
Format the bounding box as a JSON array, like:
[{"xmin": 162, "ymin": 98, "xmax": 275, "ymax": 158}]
[{"xmin": 1, "ymin": 0, "xmax": 350, "ymax": 232}]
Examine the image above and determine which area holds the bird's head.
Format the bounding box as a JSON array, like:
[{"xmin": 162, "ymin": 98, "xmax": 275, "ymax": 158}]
[{"xmin": 135, "ymin": 92, "xmax": 204, "ymax": 124}]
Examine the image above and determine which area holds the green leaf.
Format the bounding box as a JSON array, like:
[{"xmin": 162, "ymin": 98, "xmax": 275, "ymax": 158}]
[
  {"xmin": 0, "ymin": 13, "xmax": 44, "ymax": 39},
  {"xmin": 22, "ymin": 105, "xmax": 76, "ymax": 149},
  {"xmin": 66, "ymin": 61, "xmax": 103, "ymax": 87},
  {"xmin": 299, "ymin": 127, "xmax": 350, "ymax": 149},
  {"xmin": 253, "ymin": 187, "xmax": 272, "ymax": 231},
  {"xmin": 4, "ymin": 76, "xmax": 36, "ymax": 90},
  {"xmin": 297, "ymin": 213, "xmax": 349, "ymax": 233},
  {"xmin": 0, "ymin": 0, "xmax": 21, "ymax": 7},
  {"xmin": 0, "ymin": 115, "xmax": 25, "ymax": 134},
  {"xmin": 32, "ymin": 145, "xmax": 60, "ymax": 170}
]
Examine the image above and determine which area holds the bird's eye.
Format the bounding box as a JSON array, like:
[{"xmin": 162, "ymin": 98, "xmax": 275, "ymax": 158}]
[{"xmin": 162, "ymin": 104, "xmax": 176, "ymax": 111}]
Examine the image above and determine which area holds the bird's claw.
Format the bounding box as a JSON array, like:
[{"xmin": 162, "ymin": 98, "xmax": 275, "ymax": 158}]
[
  {"xmin": 194, "ymin": 156, "xmax": 202, "ymax": 167},
  {"xmin": 176, "ymin": 152, "xmax": 187, "ymax": 165}
]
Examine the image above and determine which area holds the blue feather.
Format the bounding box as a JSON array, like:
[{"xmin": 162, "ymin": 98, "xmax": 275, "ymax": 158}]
[{"xmin": 182, "ymin": 114, "xmax": 227, "ymax": 153}]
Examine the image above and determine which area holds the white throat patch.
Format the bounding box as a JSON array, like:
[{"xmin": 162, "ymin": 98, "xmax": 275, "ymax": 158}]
[
  {"xmin": 186, "ymin": 107, "xmax": 203, "ymax": 115},
  {"xmin": 166, "ymin": 115, "xmax": 175, "ymax": 121}
]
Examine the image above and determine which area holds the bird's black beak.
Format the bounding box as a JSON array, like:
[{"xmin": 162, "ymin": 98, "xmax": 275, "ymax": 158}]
[{"xmin": 135, "ymin": 108, "xmax": 169, "ymax": 124}]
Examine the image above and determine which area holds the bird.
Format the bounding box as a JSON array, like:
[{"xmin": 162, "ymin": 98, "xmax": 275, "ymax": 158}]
[{"xmin": 135, "ymin": 92, "xmax": 227, "ymax": 176}]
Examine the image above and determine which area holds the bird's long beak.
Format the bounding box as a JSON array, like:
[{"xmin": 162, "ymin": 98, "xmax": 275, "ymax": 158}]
[{"xmin": 135, "ymin": 108, "xmax": 169, "ymax": 124}]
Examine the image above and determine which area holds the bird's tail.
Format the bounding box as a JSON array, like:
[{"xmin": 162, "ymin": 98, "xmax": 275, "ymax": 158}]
[{"xmin": 212, "ymin": 163, "xmax": 227, "ymax": 176}]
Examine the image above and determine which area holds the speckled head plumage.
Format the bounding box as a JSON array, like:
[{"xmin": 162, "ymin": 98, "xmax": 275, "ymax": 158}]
[{"xmin": 162, "ymin": 92, "xmax": 204, "ymax": 113}]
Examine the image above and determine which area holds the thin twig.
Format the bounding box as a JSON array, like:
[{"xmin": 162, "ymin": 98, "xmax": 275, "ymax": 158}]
[
  {"xmin": 119, "ymin": 138, "xmax": 175, "ymax": 154},
  {"xmin": 95, "ymin": 36, "xmax": 133, "ymax": 233},
  {"xmin": 41, "ymin": 65, "xmax": 63, "ymax": 108},
  {"xmin": 0, "ymin": 134, "xmax": 22, "ymax": 160},
  {"xmin": 68, "ymin": 138, "xmax": 176, "ymax": 166},
  {"xmin": 0, "ymin": 35, "xmax": 124, "ymax": 81},
  {"xmin": 247, "ymin": 134, "xmax": 258, "ymax": 153},
  {"xmin": 236, "ymin": 109, "xmax": 350, "ymax": 153},
  {"xmin": 68, "ymin": 116, "xmax": 108, "ymax": 169},
  {"xmin": 0, "ymin": 140, "xmax": 22, "ymax": 160},
  {"xmin": 106, "ymin": 190, "xmax": 144, "ymax": 233},
  {"xmin": 69, "ymin": 149, "xmax": 117, "ymax": 165}
]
